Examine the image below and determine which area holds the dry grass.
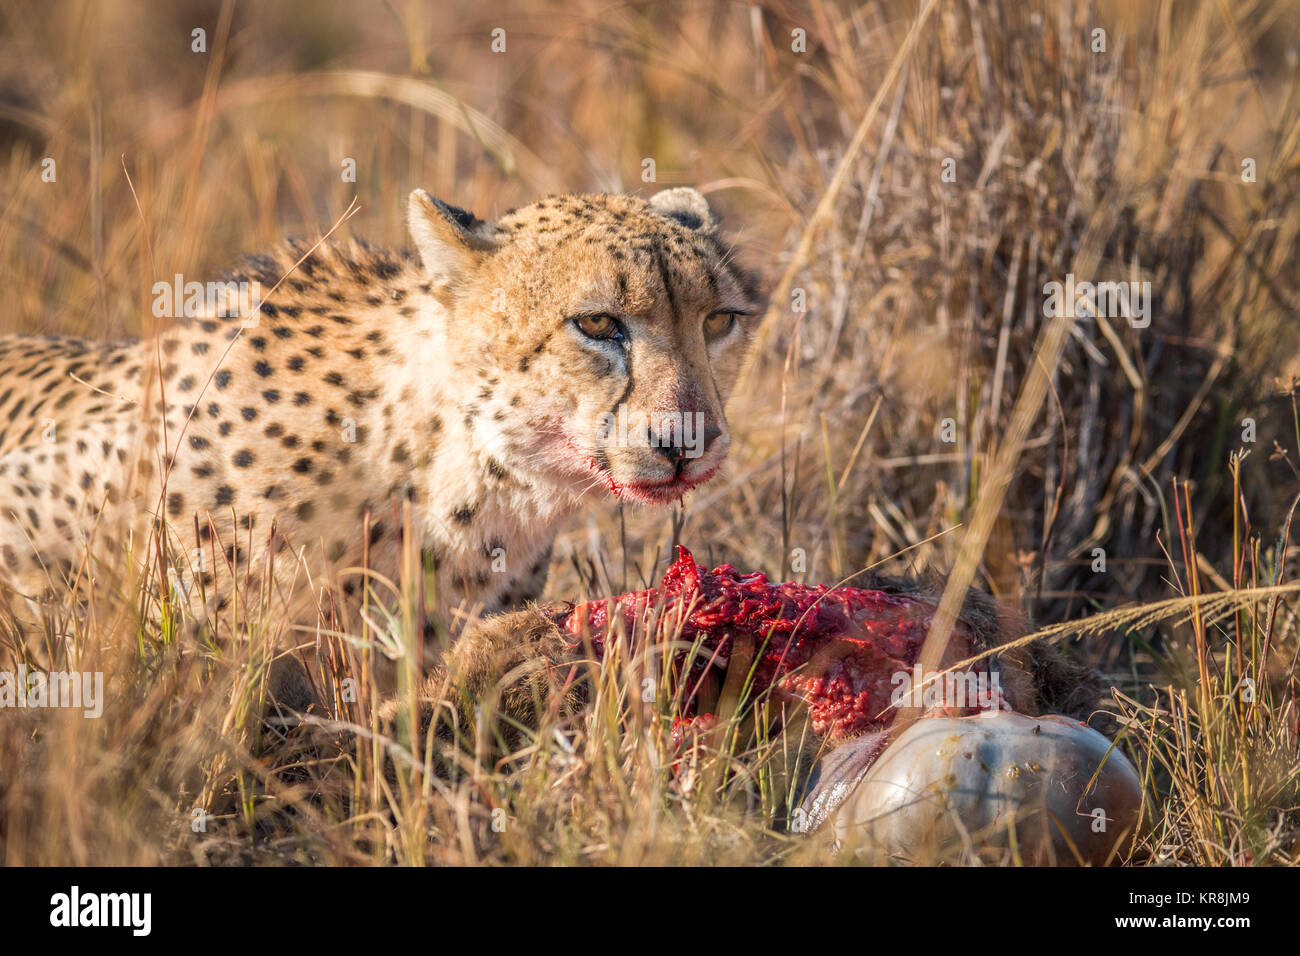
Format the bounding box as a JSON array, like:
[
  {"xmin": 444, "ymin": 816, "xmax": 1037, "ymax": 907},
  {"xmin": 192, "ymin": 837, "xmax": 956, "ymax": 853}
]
[{"xmin": 1, "ymin": 0, "xmax": 1299, "ymax": 865}]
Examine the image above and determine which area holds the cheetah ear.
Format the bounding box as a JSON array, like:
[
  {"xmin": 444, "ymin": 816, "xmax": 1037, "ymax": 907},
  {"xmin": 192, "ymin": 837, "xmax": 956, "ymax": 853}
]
[
  {"xmin": 650, "ymin": 187, "xmax": 716, "ymax": 233},
  {"xmin": 407, "ymin": 189, "xmax": 501, "ymax": 293}
]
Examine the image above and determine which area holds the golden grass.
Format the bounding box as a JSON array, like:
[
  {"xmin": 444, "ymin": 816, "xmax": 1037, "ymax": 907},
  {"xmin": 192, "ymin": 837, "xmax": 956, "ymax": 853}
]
[{"xmin": 1, "ymin": 0, "xmax": 1299, "ymax": 864}]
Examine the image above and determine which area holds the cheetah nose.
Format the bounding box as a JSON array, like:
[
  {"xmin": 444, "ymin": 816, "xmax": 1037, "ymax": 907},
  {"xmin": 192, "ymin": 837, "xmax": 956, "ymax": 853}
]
[
  {"xmin": 649, "ymin": 422, "xmax": 723, "ymax": 462},
  {"xmin": 652, "ymin": 441, "xmax": 688, "ymax": 464},
  {"xmin": 701, "ymin": 422, "xmax": 723, "ymax": 451}
]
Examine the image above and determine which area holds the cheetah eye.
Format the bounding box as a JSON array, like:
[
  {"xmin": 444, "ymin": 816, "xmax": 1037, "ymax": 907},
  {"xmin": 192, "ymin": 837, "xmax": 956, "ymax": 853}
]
[
  {"xmin": 704, "ymin": 311, "xmax": 737, "ymax": 340},
  {"xmin": 573, "ymin": 313, "xmax": 620, "ymax": 340}
]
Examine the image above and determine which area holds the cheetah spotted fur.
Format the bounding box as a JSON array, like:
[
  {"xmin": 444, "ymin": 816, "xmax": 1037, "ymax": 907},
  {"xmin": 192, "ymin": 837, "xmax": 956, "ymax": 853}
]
[{"xmin": 0, "ymin": 187, "xmax": 759, "ymax": 679}]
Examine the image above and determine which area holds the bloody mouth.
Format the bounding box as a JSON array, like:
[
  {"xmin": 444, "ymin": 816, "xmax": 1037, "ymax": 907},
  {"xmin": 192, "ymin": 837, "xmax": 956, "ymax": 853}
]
[
  {"xmin": 547, "ymin": 422, "xmax": 719, "ymax": 504},
  {"xmin": 580, "ymin": 455, "xmax": 719, "ymax": 504}
]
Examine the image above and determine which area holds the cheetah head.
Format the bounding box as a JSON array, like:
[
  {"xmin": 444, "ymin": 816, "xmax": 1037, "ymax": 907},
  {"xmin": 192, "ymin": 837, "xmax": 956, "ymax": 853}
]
[{"xmin": 408, "ymin": 187, "xmax": 760, "ymax": 506}]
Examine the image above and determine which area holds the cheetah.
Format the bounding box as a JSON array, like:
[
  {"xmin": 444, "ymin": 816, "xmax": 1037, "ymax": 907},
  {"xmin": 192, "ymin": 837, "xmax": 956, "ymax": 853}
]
[{"xmin": 0, "ymin": 187, "xmax": 761, "ymax": 698}]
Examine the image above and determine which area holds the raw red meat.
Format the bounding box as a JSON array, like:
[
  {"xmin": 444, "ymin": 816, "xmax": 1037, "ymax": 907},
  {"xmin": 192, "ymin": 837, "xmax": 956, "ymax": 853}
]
[{"xmin": 562, "ymin": 547, "xmax": 995, "ymax": 740}]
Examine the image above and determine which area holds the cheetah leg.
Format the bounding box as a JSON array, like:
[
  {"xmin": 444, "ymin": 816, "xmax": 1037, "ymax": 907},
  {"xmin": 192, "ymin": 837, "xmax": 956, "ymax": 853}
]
[{"xmin": 378, "ymin": 602, "xmax": 584, "ymax": 759}]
